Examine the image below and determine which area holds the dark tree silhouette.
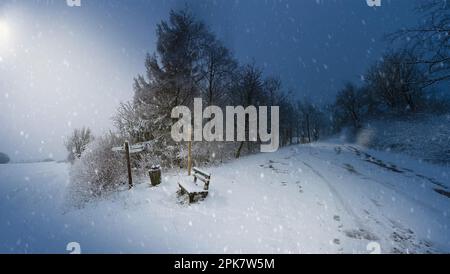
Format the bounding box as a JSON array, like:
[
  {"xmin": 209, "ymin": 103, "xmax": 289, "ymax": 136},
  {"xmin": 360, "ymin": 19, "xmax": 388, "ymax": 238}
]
[
  {"xmin": 389, "ymin": 0, "xmax": 450, "ymax": 87},
  {"xmin": 0, "ymin": 152, "xmax": 10, "ymax": 164}
]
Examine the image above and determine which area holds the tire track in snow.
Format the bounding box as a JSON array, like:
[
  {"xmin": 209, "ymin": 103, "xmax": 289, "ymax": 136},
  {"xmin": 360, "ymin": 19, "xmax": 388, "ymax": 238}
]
[
  {"xmin": 308, "ymin": 147, "xmax": 446, "ymax": 216},
  {"xmin": 346, "ymin": 146, "xmax": 449, "ymax": 190},
  {"xmin": 300, "ymin": 160, "xmax": 373, "ymax": 236},
  {"xmin": 302, "ymin": 146, "xmax": 446, "ymax": 253}
]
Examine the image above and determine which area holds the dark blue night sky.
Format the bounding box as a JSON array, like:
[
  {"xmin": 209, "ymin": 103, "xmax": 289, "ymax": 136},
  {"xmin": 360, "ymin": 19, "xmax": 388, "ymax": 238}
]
[
  {"xmin": 88, "ymin": 0, "xmax": 417, "ymax": 101},
  {"xmin": 82, "ymin": 0, "xmax": 419, "ymax": 102},
  {"xmin": 10, "ymin": 0, "xmax": 418, "ymax": 101}
]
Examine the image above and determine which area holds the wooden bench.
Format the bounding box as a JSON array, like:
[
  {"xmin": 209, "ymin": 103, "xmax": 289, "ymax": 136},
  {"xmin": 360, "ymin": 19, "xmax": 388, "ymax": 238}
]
[{"xmin": 178, "ymin": 167, "xmax": 211, "ymax": 204}]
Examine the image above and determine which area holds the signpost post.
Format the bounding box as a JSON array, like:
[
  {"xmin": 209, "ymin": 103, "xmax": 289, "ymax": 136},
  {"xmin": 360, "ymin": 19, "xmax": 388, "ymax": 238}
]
[
  {"xmin": 124, "ymin": 141, "xmax": 133, "ymax": 189},
  {"xmin": 112, "ymin": 141, "xmax": 151, "ymax": 189}
]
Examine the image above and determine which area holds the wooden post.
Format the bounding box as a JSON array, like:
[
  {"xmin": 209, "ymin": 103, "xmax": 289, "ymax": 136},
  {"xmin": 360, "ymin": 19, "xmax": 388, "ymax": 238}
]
[
  {"xmin": 187, "ymin": 128, "xmax": 192, "ymax": 176},
  {"xmin": 124, "ymin": 141, "xmax": 133, "ymax": 189}
]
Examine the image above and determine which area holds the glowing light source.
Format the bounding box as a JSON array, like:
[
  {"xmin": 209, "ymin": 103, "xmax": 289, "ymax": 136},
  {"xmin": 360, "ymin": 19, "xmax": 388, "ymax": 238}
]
[{"xmin": 0, "ymin": 20, "xmax": 11, "ymax": 48}]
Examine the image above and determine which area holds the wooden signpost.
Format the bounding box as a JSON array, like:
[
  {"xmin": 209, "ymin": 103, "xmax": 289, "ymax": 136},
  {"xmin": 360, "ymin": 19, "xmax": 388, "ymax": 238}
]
[
  {"xmin": 112, "ymin": 141, "xmax": 152, "ymax": 189},
  {"xmin": 124, "ymin": 141, "xmax": 133, "ymax": 189}
]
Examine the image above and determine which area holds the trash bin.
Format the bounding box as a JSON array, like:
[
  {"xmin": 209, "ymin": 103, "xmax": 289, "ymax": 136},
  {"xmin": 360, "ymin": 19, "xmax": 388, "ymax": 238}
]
[{"xmin": 149, "ymin": 165, "xmax": 162, "ymax": 186}]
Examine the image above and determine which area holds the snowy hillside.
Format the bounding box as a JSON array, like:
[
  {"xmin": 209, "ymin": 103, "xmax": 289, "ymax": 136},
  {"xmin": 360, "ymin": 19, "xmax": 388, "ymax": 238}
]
[
  {"xmin": 354, "ymin": 114, "xmax": 450, "ymax": 165},
  {"xmin": 1, "ymin": 142, "xmax": 449, "ymax": 254}
]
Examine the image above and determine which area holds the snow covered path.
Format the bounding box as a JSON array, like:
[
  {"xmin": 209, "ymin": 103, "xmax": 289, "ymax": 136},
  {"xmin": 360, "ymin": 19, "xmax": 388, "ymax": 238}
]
[{"xmin": 1, "ymin": 142, "xmax": 449, "ymax": 253}]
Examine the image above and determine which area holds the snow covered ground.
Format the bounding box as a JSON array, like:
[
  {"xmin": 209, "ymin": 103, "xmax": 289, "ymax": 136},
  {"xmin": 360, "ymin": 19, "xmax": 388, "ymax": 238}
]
[{"xmin": 1, "ymin": 142, "xmax": 449, "ymax": 254}]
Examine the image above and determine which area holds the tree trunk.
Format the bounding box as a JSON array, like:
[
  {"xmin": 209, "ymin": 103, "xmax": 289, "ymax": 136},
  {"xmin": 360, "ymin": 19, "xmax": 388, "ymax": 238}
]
[
  {"xmin": 289, "ymin": 128, "xmax": 293, "ymax": 145},
  {"xmin": 306, "ymin": 115, "xmax": 311, "ymax": 143},
  {"xmin": 403, "ymin": 92, "xmax": 416, "ymax": 112}
]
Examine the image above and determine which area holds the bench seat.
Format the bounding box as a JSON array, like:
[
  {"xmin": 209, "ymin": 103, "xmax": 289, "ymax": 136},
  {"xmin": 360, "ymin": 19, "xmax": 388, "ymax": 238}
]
[
  {"xmin": 178, "ymin": 180, "xmax": 207, "ymax": 194},
  {"xmin": 178, "ymin": 167, "xmax": 212, "ymax": 204}
]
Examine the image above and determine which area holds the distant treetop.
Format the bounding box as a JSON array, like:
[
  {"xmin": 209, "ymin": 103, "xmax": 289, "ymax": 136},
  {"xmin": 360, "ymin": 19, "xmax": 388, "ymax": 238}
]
[{"xmin": 0, "ymin": 152, "xmax": 10, "ymax": 164}]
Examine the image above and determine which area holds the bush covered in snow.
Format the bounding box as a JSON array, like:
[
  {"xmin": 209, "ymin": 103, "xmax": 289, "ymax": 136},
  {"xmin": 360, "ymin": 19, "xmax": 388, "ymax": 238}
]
[
  {"xmin": 65, "ymin": 127, "xmax": 94, "ymax": 163},
  {"xmin": 0, "ymin": 152, "xmax": 10, "ymax": 164},
  {"xmin": 67, "ymin": 133, "xmax": 127, "ymax": 206}
]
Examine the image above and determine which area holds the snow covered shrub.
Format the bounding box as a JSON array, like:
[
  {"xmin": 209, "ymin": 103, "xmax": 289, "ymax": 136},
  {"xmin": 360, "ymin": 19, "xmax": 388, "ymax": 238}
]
[
  {"xmin": 67, "ymin": 133, "xmax": 126, "ymax": 206},
  {"xmin": 0, "ymin": 152, "xmax": 10, "ymax": 164},
  {"xmin": 65, "ymin": 127, "xmax": 94, "ymax": 163}
]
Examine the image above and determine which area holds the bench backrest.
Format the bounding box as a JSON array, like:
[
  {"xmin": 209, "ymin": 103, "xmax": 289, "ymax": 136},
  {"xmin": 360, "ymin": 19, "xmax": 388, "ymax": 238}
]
[{"xmin": 193, "ymin": 167, "xmax": 211, "ymax": 191}]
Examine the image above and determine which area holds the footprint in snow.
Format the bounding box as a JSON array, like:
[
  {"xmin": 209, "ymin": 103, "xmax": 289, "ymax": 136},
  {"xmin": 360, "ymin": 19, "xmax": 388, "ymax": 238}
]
[
  {"xmin": 370, "ymin": 199, "xmax": 382, "ymax": 207},
  {"xmin": 344, "ymin": 228, "xmax": 378, "ymax": 241},
  {"xmin": 343, "ymin": 163, "xmax": 359, "ymax": 175}
]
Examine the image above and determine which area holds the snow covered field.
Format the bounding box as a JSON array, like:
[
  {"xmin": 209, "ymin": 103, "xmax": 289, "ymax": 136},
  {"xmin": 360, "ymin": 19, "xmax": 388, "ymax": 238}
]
[
  {"xmin": 1, "ymin": 142, "xmax": 449, "ymax": 254},
  {"xmin": 356, "ymin": 114, "xmax": 450, "ymax": 165}
]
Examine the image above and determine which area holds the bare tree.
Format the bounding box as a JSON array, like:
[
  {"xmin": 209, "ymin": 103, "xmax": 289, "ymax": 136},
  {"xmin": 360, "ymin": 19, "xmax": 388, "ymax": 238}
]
[
  {"xmin": 388, "ymin": 0, "xmax": 450, "ymax": 87},
  {"xmin": 112, "ymin": 102, "xmax": 151, "ymax": 143},
  {"xmin": 263, "ymin": 77, "xmax": 284, "ymax": 106},
  {"xmin": 201, "ymin": 38, "xmax": 237, "ymax": 107},
  {"xmin": 65, "ymin": 127, "xmax": 94, "ymax": 163},
  {"xmin": 262, "ymin": 77, "xmax": 293, "ymax": 145},
  {"xmin": 334, "ymin": 83, "xmax": 364, "ymax": 129},
  {"xmin": 296, "ymin": 100, "xmax": 326, "ymax": 143},
  {"xmin": 365, "ymin": 51, "xmax": 426, "ymax": 113},
  {"xmin": 229, "ymin": 64, "xmax": 265, "ymax": 158}
]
